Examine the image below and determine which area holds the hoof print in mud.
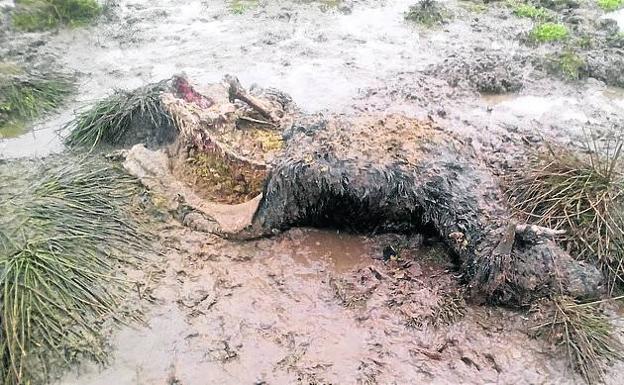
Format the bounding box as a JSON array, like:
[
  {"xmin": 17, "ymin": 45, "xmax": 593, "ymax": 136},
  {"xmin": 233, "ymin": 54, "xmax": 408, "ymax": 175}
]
[{"xmin": 74, "ymin": 75, "xmax": 603, "ymax": 306}]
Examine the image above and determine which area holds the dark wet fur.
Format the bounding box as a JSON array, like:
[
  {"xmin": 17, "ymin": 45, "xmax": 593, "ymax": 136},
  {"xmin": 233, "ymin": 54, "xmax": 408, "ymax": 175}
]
[{"xmin": 246, "ymin": 115, "xmax": 602, "ymax": 305}]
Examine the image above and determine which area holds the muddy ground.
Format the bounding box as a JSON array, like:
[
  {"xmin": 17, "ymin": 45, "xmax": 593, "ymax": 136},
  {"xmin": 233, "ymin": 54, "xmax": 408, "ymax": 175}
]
[{"xmin": 1, "ymin": 0, "xmax": 624, "ymax": 384}]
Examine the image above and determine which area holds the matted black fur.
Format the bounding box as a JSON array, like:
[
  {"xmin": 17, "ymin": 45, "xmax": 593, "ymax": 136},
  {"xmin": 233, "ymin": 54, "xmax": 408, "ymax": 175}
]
[{"xmin": 243, "ymin": 115, "xmax": 602, "ymax": 305}]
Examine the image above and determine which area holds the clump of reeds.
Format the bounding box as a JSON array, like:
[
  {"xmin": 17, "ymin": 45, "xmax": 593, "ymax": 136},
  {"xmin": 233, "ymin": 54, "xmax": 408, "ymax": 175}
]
[
  {"xmin": 65, "ymin": 80, "xmax": 170, "ymax": 149},
  {"xmin": 0, "ymin": 157, "xmax": 147, "ymax": 385},
  {"xmin": 0, "ymin": 67, "xmax": 73, "ymax": 138},
  {"xmin": 12, "ymin": 0, "xmax": 102, "ymax": 31},
  {"xmin": 533, "ymin": 296, "xmax": 623, "ymax": 384},
  {"xmin": 507, "ymin": 132, "xmax": 624, "ymax": 293}
]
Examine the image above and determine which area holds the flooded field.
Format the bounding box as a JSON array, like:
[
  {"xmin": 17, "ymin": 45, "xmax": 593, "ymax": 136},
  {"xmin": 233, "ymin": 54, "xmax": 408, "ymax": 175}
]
[{"xmin": 1, "ymin": 0, "xmax": 624, "ymax": 384}]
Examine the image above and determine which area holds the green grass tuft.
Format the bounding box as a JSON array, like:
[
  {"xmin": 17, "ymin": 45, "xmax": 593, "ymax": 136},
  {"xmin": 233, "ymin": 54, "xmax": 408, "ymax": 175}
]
[
  {"xmin": 65, "ymin": 80, "xmax": 169, "ymax": 149},
  {"xmin": 513, "ymin": 3, "xmax": 551, "ymax": 20},
  {"xmin": 530, "ymin": 22, "xmax": 568, "ymax": 42},
  {"xmin": 0, "ymin": 121, "xmax": 27, "ymax": 139},
  {"xmin": 0, "ymin": 68, "xmax": 73, "ymax": 138},
  {"xmin": 533, "ymin": 296, "xmax": 624, "ymax": 384},
  {"xmin": 597, "ymin": 0, "xmax": 624, "ymax": 11},
  {"xmin": 12, "ymin": 0, "xmax": 102, "ymax": 31},
  {"xmin": 229, "ymin": 0, "xmax": 258, "ymax": 14},
  {"xmin": 507, "ymin": 134, "xmax": 624, "ymax": 294},
  {"xmin": 0, "ymin": 157, "xmax": 147, "ymax": 385},
  {"xmin": 405, "ymin": 0, "xmax": 449, "ymax": 27}
]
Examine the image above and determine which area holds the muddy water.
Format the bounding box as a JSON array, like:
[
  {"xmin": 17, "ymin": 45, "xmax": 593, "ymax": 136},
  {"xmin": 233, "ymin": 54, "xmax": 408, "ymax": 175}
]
[
  {"xmin": 60, "ymin": 226, "xmax": 580, "ymax": 385},
  {"xmin": 284, "ymin": 229, "xmax": 373, "ymax": 273},
  {"xmin": 488, "ymin": 95, "xmax": 588, "ymax": 121},
  {"xmin": 473, "ymin": 85, "xmax": 624, "ymax": 150},
  {"xmin": 605, "ymin": 9, "xmax": 624, "ymax": 30}
]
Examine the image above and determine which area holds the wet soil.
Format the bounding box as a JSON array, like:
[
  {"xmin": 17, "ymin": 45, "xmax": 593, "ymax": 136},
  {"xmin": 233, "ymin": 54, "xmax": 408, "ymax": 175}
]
[
  {"xmin": 1, "ymin": 0, "xmax": 621, "ymax": 159},
  {"xmin": 60, "ymin": 225, "xmax": 586, "ymax": 385},
  {"xmin": 1, "ymin": 0, "xmax": 624, "ymax": 383}
]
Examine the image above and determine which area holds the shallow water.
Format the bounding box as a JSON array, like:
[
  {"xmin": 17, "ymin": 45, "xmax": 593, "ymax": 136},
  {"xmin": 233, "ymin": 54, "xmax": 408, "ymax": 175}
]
[
  {"xmin": 493, "ymin": 95, "xmax": 588, "ymax": 121},
  {"xmin": 605, "ymin": 8, "xmax": 624, "ymax": 30},
  {"xmin": 284, "ymin": 228, "xmax": 374, "ymax": 273}
]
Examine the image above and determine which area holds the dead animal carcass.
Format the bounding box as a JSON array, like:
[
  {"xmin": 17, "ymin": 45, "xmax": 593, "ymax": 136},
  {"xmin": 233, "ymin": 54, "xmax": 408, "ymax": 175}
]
[{"xmin": 118, "ymin": 75, "xmax": 602, "ymax": 306}]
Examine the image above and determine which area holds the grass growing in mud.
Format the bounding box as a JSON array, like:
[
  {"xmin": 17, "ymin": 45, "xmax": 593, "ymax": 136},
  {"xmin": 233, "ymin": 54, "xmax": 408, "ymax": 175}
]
[
  {"xmin": 405, "ymin": 0, "xmax": 449, "ymax": 27},
  {"xmin": 0, "ymin": 158, "xmax": 147, "ymax": 385},
  {"xmin": 12, "ymin": 0, "xmax": 102, "ymax": 31},
  {"xmin": 512, "ymin": 3, "xmax": 551, "ymax": 20},
  {"xmin": 65, "ymin": 80, "xmax": 169, "ymax": 148},
  {"xmin": 229, "ymin": 0, "xmax": 258, "ymax": 14},
  {"xmin": 0, "ymin": 66, "xmax": 73, "ymax": 138},
  {"xmin": 597, "ymin": 0, "xmax": 624, "ymax": 11},
  {"xmin": 530, "ymin": 22, "xmax": 568, "ymax": 43},
  {"xmin": 507, "ymin": 135, "xmax": 624, "ymax": 293},
  {"xmin": 533, "ymin": 296, "xmax": 623, "ymax": 384},
  {"xmin": 546, "ymin": 50, "xmax": 587, "ymax": 80}
]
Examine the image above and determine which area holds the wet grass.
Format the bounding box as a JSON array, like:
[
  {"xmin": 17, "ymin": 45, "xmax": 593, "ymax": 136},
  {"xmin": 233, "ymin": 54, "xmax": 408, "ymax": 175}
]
[
  {"xmin": 405, "ymin": 0, "xmax": 449, "ymax": 27},
  {"xmin": 557, "ymin": 51, "xmax": 586, "ymax": 79},
  {"xmin": 0, "ymin": 158, "xmax": 147, "ymax": 385},
  {"xmin": 533, "ymin": 296, "xmax": 624, "ymax": 384},
  {"xmin": 512, "ymin": 2, "xmax": 551, "ymax": 20},
  {"xmin": 530, "ymin": 22, "xmax": 568, "ymax": 43},
  {"xmin": 229, "ymin": 0, "xmax": 258, "ymax": 14},
  {"xmin": 0, "ymin": 121, "xmax": 27, "ymax": 139},
  {"xmin": 12, "ymin": 0, "xmax": 102, "ymax": 31},
  {"xmin": 507, "ymin": 134, "xmax": 624, "ymax": 293},
  {"xmin": 0, "ymin": 67, "xmax": 73, "ymax": 138},
  {"xmin": 606, "ymin": 31, "xmax": 624, "ymax": 48},
  {"xmin": 65, "ymin": 80, "xmax": 169, "ymax": 149},
  {"xmin": 597, "ymin": 0, "xmax": 624, "ymax": 11}
]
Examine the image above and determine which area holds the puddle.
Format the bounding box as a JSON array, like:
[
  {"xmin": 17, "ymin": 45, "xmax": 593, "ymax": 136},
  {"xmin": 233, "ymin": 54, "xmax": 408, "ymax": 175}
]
[
  {"xmin": 280, "ymin": 228, "xmax": 374, "ymax": 273},
  {"xmin": 480, "ymin": 93, "xmax": 515, "ymax": 106},
  {"xmin": 604, "ymin": 9, "xmax": 624, "ymax": 30},
  {"xmin": 604, "ymin": 86, "xmax": 624, "ymax": 109},
  {"xmin": 483, "ymin": 94, "xmax": 588, "ymax": 121},
  {"xmin": 0, "ymin": 113, "xmax": 70, "ymax": 159}
]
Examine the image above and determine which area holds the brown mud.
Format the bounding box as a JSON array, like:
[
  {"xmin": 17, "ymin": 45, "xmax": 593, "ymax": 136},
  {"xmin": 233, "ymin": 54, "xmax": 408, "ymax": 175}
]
[{"xmin": 61, "ymin": 224, "xmax": 589, "ymax": 385}]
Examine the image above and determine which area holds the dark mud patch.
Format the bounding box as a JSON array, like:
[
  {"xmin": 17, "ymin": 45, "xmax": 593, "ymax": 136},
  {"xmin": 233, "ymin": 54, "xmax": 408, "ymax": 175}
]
[{"xmin": 427, "ymin": 51, "xmax": 529, "ymax": 94}]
